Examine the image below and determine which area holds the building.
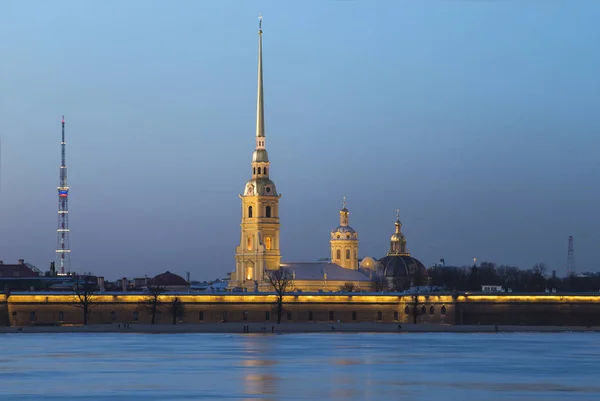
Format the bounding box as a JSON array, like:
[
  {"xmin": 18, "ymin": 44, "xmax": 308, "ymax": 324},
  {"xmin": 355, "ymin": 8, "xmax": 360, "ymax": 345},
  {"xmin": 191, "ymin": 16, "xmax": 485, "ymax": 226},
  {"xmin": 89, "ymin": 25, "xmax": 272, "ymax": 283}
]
[{"xmin": 228, "ymin": 19, "xmax": 431, "ymax": 293}]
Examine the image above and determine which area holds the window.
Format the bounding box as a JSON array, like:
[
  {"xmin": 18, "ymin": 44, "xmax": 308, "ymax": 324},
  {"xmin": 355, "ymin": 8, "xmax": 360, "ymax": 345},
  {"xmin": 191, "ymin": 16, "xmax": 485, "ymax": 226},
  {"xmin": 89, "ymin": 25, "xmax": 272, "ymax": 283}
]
[
  {"xmin": 308, "ymin": 311, "xmax": 313, "ymax": 321},
  {"xmin": 346, "ymin": 234, "xmax": 350, "ymax": 239},
  {"xmin": 329, "ymin": 311, "xmax": 334, "ymax": 321},
  {"xmin": 133, "ymin": 311, "xmax": 139, "ymax": 322},
  {"xmin": 336, "ymin": 234, "xmax": 340, "ymax": 239},
  {"xmin": 29, "ymin": 311, "xmax": 36, "ymax": 322},
  {"xmin": 352, "ymin": 311, "xmax": 357, "ymax": 321},
  {"xmin": 429, "ymin": 306, "xmax": 435, "ymax": 315},
  {"xmin": 265, "ymin": 311, "xmax": 270, "ymax": 321},
  {"xmin": 336, "ymin": 250, "xmax": 341, "ymax": 259},
  {"xmin": 421, "ymin": 306, "xmax": 426, "ymax": 315},
  {"xmin": 394, "ymin": 311, "xmax": 399, "ymax": 321},
  {"xmin": 243, "ymin": 311, "xmax": 248, "ymax": 321},
  {"xmin": 111, "ymin": 311, "xmax": 116, "ymax": 321},
  {"xmin": 246, "ymin": 265, "xmax": 253, "ymax": 280},
  {"xmin": 248, "ymin": 206, "xmax": 253, "ymax": 218},
  {"xmin": 265, "ymin": 237, "xmax": 272, "ymax": 250},
  {"xmin": 264, "ymin": 167, "xmax": 268, "ymax": 174},
  {"xmin": 404, "ymin": 306, "xmax": 410, "ymax": 315},
  {"xmin": 258, "ymin": 167, "xmax": 261, "ymax": 174},
  {"xmin": 287, "ymin": 311, "xmax": 292, "ymax": 321},
  {"xmin": 441, "ymin": 306, "xmax": 447, "ymax": 316},
  {"xmin": 253, "ymin": 167, "xmax": 256, "ymax": 174},
  {"xmin": 266, "ymin": 206, "xmax": 272, "ymax": 218},
  {"xmin": 58, "ymin": 311, "xmax": 64, "ymax": 322},
  {"xmin": 377, "ymin": 311, "xmax": 383, "ymax": 321},
  {"xmin": 346, "ymin": 249, "xmax": 350, "ymax": 259},
  {"xmin": 199, "ymin": 311, "xmax": 204, "ymax": 321},
  {"xmin": 247, "ymin": 236, "xmax": 253, "ymax": 251}
]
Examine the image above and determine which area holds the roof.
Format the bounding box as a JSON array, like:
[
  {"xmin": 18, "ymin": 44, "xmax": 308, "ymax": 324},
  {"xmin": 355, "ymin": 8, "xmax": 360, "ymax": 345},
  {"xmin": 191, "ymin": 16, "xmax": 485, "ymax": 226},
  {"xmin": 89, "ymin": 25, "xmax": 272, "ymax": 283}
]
[
  {"xmin": 281, "ymin": 262, "xmax": 371, "ymax": 282},
  {"xmin": 378, "ymin": 255, "xmax": 427, "ymax": 278},
  {"xmin": 0, "ymin": 264, "xmax": 40, "ymax": 278},
  {"xmin": 148, "ymin": 271, "xmax": 189, "ymax": 287},
  {"xmin": 332, "ymin": 225, "xmax": 356, "ymax": 234}
]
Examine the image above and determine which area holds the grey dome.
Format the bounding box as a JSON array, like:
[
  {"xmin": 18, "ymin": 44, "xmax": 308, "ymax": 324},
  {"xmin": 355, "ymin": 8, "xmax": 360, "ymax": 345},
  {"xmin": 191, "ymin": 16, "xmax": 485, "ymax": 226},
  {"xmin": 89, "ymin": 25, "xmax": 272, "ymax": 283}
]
[{"xmin": 252, "ymin": 149, "xmax": 269, "ymax": 162}]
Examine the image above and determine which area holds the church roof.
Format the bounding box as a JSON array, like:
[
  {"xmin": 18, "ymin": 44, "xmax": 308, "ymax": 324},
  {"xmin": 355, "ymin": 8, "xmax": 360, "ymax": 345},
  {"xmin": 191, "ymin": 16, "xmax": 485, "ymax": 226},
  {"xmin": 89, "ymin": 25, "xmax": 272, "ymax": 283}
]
[
  {"xmin": 281, "ymin": 262, "xmax": 370, "ymax": 282},
  {"xmin": 148, "ymin": 271, "xmax": 189, "ymax": 287},
  {"xmin": 378, "ymin": 255, "xmax": 427, "ymax": 279}
]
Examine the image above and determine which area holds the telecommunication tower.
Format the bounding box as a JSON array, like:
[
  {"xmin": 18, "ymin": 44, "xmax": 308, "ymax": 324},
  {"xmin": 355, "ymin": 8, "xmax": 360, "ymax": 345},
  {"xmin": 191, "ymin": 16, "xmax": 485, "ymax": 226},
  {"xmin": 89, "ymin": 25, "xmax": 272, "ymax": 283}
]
[
  {"xmin": 567, "ymin": 236, "xmax": 575, "ymax": 276},
  {"xmin": 56, "ymin": 116, "xmax": 71, "ymax": 274}
]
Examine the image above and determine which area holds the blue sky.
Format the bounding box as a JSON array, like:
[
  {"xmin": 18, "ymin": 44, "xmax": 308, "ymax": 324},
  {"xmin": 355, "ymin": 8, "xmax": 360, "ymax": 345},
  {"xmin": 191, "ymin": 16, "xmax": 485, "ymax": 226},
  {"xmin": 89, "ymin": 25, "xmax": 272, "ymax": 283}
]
[{"xmin": 1, "ymin": 1, "xmax": 599, "ymax": 280}]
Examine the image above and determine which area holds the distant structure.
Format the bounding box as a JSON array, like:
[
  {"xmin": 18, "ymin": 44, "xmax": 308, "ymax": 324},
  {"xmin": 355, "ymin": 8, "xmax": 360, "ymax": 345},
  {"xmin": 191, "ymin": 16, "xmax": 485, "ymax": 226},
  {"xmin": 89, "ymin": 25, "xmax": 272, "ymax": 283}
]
[
  {"xmin": 567, "ymin": 235, "xmax": 575, "ymax": 276},
  {"xmin": 56, "ymin": 116, "xmax": 71, "ymax": 275}
]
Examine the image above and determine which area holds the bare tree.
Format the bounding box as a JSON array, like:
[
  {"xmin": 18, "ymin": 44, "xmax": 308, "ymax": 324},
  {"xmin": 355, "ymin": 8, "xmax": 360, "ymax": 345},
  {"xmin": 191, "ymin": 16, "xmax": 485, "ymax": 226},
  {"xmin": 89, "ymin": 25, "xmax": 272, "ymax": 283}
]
[
  {"xmin": 142, "ymin": 284, "xmax": 167, "ymax": 324},
  {"xmin": 412, "ymin": 289, "xmax": 420, "ymax": 324},
  {"xmin": 169, "ymin": 297, "xmax": 184, "ymax": 325},
  {"xmin": 371, "ymin": 265, "xmax": 388, "ymax": 292},
  {"xmin": 72, "ymin": 274, "xmax": 97, "ymax": 325},
  {"xmin": 264, "ymin": 268, "xmax": 294, "ymax": 324},
  {"xmin": 342, "ymin": 282, "xmax": 356, "ymax": 292}
]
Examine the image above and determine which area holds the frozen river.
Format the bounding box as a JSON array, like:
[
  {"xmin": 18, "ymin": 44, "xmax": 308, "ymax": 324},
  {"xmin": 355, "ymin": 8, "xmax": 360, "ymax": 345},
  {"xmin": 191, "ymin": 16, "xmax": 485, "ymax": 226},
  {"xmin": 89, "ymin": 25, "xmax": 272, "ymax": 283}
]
[{"xmin": 1, "ymin": 332, "xmax": 599, "ymax": 400}]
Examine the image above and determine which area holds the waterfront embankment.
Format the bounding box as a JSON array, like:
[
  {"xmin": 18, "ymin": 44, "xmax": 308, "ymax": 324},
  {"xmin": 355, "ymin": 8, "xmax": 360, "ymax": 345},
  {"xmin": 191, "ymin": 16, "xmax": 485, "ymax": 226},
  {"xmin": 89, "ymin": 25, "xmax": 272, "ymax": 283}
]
[{"xmin": 2, "ymin": 322, "xmax": 600, "ymax": 334}]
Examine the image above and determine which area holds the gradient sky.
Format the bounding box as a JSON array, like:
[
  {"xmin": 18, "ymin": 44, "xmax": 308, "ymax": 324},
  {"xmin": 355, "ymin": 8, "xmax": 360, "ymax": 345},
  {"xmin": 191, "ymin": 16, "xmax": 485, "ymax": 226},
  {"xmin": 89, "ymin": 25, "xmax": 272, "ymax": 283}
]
[{"xmin": 1, "ymin": 1, "xmax": 599, "ymax": 280}]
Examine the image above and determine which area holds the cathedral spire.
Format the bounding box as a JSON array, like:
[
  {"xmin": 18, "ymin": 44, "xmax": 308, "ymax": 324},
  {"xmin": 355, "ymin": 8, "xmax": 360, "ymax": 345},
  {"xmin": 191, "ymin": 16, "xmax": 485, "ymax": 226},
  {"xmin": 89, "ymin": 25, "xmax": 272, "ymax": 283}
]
[{"xmin": 256, "ymin": 13, "xmax": 265, "ymax": 140}]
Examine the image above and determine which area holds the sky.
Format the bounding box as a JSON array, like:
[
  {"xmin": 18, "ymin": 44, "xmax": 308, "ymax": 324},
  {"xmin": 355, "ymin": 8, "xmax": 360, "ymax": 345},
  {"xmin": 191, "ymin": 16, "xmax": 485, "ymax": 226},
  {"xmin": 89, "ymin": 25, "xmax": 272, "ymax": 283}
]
[{"xmin": 1, "ymin": 1, "xmax": 599, "ymax": 280}]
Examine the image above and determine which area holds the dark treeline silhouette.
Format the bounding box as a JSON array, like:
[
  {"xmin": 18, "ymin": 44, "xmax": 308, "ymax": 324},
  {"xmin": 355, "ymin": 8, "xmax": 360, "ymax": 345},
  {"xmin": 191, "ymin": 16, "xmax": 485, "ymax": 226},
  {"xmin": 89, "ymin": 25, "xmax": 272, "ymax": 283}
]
[{"xmin": 428, "ymin": 262, "xmax": 600, "ymax": 293}]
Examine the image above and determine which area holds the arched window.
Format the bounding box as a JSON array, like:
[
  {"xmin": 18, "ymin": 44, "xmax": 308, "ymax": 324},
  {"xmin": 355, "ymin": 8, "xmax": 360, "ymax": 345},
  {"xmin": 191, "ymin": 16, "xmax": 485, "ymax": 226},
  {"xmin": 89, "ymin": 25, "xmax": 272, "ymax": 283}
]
[
  {"xmin": 266, "ymin": 206, "xmax": 272, "ymax": 218},
  {"xmin": 420, "ymin": 306, "xmax": 426, "ymax": 315},
  {"xmin": 247, "ymin": 236, "xmax": 252, "ymax": 251},
  {"xmin": 429, "ymin": 306, "xmax": 435, "ymax": 315},
  {"xmin": 248, "ymin": 206, "xmax": 253, "ymax": 218},
  {"xmin": 336, "ymin": 250, "xmax": 341, "ymax": 259},
  {"xmin": 404, "ymin": 306, "xmax": 410, "ymax": 315},
  {"xmin": 265, "ymin": 236, "xmax": 272, "ymax": 250},
  {"xmin": 253, "ymin": 167, "xmax": 256, "ymax": 174},
  {"xmin": 264, "ymin": 167, "xmax": 268, "ymax": 174},
  {"xmin": 346, "ymin": 234, "xmax": 350, "ymax": 239},
  {"xmin": 258, "ymin": 167, "xmax": 261, "ymax": 174},
  {"xmin": 441, "ymin": 306, "xmax": 447, "ymax": 316},
  {"xmin": 246, "ymin": 265, "xmax": 253, "ymax": 280},
  {"xmin": 345, "ymin": 249, "xmax": 350, "ymax": 259},
  {"xmin": 336, "ymin": 234, "xmax": 340, "ymax": 239}
]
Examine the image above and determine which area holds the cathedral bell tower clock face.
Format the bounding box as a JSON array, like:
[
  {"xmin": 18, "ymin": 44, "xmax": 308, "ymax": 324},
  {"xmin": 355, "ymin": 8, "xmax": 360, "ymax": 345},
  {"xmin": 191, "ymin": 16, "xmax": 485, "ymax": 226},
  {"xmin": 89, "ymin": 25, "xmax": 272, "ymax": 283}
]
[{"xmin": 246, "ymin": 184, "xmax": 254, "ymax": 196}]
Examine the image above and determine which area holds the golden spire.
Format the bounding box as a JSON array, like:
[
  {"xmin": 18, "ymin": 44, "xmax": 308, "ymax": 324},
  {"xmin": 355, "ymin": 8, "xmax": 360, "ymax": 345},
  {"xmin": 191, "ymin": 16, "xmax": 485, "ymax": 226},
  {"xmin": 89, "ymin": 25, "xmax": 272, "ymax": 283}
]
[{"xmin": 256, "ymin": 13, "xmax": 265, "ymax": 139}]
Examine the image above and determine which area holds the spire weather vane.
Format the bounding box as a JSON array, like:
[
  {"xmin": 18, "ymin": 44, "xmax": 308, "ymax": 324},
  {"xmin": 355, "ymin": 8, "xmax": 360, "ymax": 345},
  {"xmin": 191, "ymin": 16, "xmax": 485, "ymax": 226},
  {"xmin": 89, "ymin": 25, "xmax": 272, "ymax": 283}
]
[{"xmin": 258, "ymin": 13, "xmax": 262, "ymax": 31}]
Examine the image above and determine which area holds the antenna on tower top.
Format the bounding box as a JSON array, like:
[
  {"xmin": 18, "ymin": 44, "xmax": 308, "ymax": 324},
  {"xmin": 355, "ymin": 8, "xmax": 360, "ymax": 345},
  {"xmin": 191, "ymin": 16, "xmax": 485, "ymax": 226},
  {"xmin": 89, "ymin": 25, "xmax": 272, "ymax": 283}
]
[
  {"xmin": 258, "ymin": 13, "xmax": 262, "ymax": 31},
  {"xmin": 567, "ymin": 236, "xmax": 575, "ymax": 276}
]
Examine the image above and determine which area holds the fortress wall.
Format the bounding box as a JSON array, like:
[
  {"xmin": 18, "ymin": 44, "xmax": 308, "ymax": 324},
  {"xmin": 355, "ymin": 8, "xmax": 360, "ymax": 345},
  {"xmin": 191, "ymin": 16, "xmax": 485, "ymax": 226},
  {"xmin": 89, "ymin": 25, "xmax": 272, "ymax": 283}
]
[
  {"xmin": 5, "ymin": 293, "xmax": 455, "ymax": 326},
  {"xmin": 455, "ymin": 295, "xmax": 600, "ymax": 326}
]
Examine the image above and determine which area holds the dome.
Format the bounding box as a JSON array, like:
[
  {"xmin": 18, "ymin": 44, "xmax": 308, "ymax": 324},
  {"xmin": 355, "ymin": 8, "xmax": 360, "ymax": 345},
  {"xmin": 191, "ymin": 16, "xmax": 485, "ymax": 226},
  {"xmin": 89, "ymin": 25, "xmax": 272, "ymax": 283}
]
[
  {"xmin": 244, "ymin": 178, "xmax": 278, "ymax": 196},
  {"xmin": 333, "ymin": 225, "xmax": 356, "ymax": 234},
  {"xmin": 148, "ymin": 271, "xmax": 188, "ymax": 287},
  {"xmin": 360, "ymin": 256, "xmax": 378, "ymax": 269},
  {"xmin": 391, "ymin": 232, "xmax": 405, "ymax": 242},
  {"xmin": 378, "ymin": 255, "xmax": 427, "ymax": 279},
  {"xmin": 252, "ymin": 149, "xmax": 269, "ymax": 162}
]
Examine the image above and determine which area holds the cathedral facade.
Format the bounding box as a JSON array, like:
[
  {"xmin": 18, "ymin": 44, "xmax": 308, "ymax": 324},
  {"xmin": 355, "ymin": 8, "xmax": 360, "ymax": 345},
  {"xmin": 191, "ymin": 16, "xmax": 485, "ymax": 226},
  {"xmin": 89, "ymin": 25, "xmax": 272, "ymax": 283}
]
[{"xmin": 229, "ymin": 19, "xmax": 425, "ymax": 293}]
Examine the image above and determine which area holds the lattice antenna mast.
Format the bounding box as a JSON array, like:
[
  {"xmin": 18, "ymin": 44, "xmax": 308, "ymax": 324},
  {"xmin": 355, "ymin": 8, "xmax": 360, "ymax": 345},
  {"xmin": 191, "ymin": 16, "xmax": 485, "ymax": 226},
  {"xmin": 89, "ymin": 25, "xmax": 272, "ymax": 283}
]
[
  {"xmin": 567, "ymin": 236, "xmax": 575, "ymax": 276},
  {"xmin": 56, "ymin": 116, "xmax": 71, "ymax": 274}
]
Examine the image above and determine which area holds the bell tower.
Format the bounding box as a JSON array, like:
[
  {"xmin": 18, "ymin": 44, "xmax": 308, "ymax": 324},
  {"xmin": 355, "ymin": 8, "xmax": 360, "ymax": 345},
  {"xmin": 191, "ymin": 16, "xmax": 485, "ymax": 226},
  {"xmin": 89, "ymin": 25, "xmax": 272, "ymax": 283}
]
[
  {"xmin": 232, "ymin": 15, "xmax": 281, "ymax": 291},
  {"xmin": 330, "ymin": 197, "xmax": 359, "ymax": 270}
]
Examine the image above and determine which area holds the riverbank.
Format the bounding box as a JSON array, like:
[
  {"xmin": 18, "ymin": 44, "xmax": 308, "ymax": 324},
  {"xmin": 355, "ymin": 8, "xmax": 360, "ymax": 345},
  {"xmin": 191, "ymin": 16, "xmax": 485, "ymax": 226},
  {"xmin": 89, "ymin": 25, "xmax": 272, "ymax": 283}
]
[{"xmin": 1, "ymin": 322, "xmax": 600, "ymax": 334}]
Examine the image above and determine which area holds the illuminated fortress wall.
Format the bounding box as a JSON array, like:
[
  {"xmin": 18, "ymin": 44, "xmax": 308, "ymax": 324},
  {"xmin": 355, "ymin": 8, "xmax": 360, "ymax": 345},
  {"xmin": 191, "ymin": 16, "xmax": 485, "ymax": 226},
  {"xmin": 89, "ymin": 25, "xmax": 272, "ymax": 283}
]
[
  {"xmin": 4, "ymin": 293, "xmax": 600, "ymax": 327},
  {"xmin": 3, "ymin": 293, "xmax": 453, "ymax": 326}
]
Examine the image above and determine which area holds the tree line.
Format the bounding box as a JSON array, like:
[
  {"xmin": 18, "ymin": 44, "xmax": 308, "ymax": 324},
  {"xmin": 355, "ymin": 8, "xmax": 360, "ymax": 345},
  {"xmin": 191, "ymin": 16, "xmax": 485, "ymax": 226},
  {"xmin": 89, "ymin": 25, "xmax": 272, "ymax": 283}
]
[{"xmin": 427, "ymin": 262, "xmax": 600, "ymax": 293}]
